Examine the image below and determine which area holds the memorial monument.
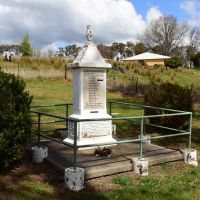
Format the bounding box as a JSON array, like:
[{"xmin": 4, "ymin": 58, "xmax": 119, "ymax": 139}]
[{"xmin": 64, "ymin": 25, "xmax": 116, "ymax": 146}]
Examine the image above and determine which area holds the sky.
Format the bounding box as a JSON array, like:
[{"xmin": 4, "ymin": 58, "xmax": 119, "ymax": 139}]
[{"xmin": 0, "ymin": 0, "xmax": 199, "ymax": 50}]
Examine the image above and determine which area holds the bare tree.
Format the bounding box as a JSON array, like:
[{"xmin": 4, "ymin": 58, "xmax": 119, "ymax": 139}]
[
  {"xmin": 47, "ymin": 47, "xmax": 54, "ymax": 58},
  {"xmin": 187, "ymin": 27, "xmax": 200, "ymax": 58},
  {"xmin": 143, "ymin": 15, "xmax": 188, "ymax": 55}
]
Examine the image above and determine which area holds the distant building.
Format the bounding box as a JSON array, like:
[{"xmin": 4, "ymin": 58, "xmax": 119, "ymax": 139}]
[
  {"xmin": 123, "ymin": 52, "xmax": 170, "ymax": 66},
  {"xmin": 3, "ymin": 50, "xmax": 12, "ymax": 61},
  {"xmin": 113, "ymin": 52, "xmax": 124, "ymax": 62}
]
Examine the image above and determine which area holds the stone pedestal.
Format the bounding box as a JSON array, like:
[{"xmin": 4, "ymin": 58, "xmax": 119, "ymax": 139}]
[{"xmin": 63, "ymin": 29, "xmax": 116, "ymax": 147}]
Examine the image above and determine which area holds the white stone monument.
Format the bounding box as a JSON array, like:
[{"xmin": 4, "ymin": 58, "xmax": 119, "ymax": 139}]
[{"xmin": 64, "ymin": 25, "xmax": 116, "ymax": 146}]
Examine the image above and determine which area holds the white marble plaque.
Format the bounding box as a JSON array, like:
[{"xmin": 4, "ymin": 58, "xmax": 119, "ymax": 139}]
[
  {"xmin": 81, "ymin": 121, "xmax": 111, "ymax": 138},
  {"xmin": 83, "ymin": 71, "xmax": 104, "ymax": 110}
]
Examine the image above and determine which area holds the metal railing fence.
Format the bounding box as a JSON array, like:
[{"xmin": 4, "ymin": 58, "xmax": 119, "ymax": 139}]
[{"xmin": 31, "ymin": 101, "xmax": 192, "ymax": 170}]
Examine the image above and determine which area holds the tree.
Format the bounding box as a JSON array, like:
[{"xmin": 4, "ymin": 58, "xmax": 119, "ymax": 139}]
[
  {"xmin": 151, "ymin": 45, "xmax": 163, "ymax": 54},
  {"xmin": 143, "ymin": 15, "xmax": 188, "ymax": 55},
  {"xmin": 134, "ymin": 42, "xmax": 147, "ymax": 55},
  {"xmin": 191, "ymin": 52, "xmax": 200, "ymax": 67},
  {"xmin": 20, "ymin": 33, "xmax": 33, "ymax": 56},
  {"xmin": 111, "ymin": 42, "xmax": 126, "ymax": 54},
  {"xmin": 47, "ymin": 47, "xmax": 54, "ymax": 58},
  {"xmin": 65, "ymin": 44, "xmax": 80, "ymax": 57},
  {"xmin": 165, "ymin": 56, "xmax": 183, "ymax": 69},
  {"xmin": 97, "ymin": 44, "xmax": 113, "ymax": 59},
  {"xmin": 186, "ymin": 27, "xmax": 200, "ymax": 60}
]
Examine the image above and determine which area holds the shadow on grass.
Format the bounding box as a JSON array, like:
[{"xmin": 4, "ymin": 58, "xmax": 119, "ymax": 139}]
[{"xmin": 0, "ymin": 152, "xmax": 113, "ymax": 200}]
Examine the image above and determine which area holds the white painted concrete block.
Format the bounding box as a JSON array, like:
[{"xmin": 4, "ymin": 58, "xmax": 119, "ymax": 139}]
[
  {"xmin": 133, "ymin": 158, "xmax": 149, "ymax": 176},
  {"xmin": 138, "ymin": 135, "xmax": 151, "ymax": 144},
  {"xmin": 183, "ymin": 149, "xmax": 198, "ymax": 166},
  {"xmin": 64, "ymin": 167, "xmax": 84, "ymax": 191},
  {"xmin": 32, "ymin": 146, "xmax": 48, "ymax": 163}
]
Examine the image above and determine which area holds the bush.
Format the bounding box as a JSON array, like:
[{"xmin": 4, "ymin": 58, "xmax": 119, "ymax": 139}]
[
  {"xmin": 191, "ymin": 52, "xmax": 200, "ymax": 68},
  {"xmin": 165, "ymin": 57, "xmax": 182, "ymax": 69},
  {"xmin": 144, "ymin": 83, "xmax": 193, "ymax": 129},
  {"xmin": 0, "ymin": 69, "xmax": 32, "ymax": 171},
  {"xmin": 153, "ymin": 64, "xmax": 164, "ymax": 69}
]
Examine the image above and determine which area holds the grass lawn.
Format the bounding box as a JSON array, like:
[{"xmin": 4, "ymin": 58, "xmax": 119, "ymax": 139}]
[
  {"xmin": 0, "ymin": 155, "xmax": 199, "ymax": 200},
  {"xmin": 0, "ymin": 61, "xmax": 200, "ymax": 199},
  {"xmin": 108, "ymin": 65, "xmax": 200, "ymax": 88}
]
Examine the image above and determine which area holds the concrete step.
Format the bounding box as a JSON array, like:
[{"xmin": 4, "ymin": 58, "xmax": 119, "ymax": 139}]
[{"xmin": 31, "ymin": 140, "xmax": 184, "ymax": 180}]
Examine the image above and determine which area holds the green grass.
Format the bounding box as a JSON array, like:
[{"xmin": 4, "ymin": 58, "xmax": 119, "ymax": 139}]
[
  {"xmin": 108, "ymin": 66, "xmax": 200, "ymax": 89},
  {"xmin": 112, "ymin": 175, "xmax": 133, "ymax": 186},
  {"xmin": 1, "ymin": 159, "xmax": 199, "ymax": 200},
  {"xmin": 68, "ymin": 166, "xmax": 200, "ymax": 200}
]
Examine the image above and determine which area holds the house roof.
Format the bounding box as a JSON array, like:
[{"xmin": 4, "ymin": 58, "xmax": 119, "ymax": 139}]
[{"xmin": 123, "ymin": 52, "xmax": 170, "ymax": 61}]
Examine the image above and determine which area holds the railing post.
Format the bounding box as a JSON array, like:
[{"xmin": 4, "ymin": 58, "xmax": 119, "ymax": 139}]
[
  {"xmin": 64, "ymin": 64, "xmax": 67, "ymax": 80},
  {"xmin": 135, "ymin": 77, "xmax": 138, "ymax": 94},
  {"xmin": 143, "ymin": 108, "xmax": 147, "ymax": 134},
  {"xmin": 109, "ymin": 101, "xmax": 112, "ymax": 116},
  {"xmin": 37, "ymin": 113, "xmax": 41, "ymax": 148},
  {"xmin": 140, "ymin": 118, "xmax": 144, "ymax": 159},
  {"xmin": 66, "ymin": 104, "xmax": 69, "ymax": 129},
  {"xmin": 73, "ymin": 120, "xmax": 77, "ymax": 170},
  {"xmin": 188, "ymin": 113, "xmax": 192, "ymax": 150}
]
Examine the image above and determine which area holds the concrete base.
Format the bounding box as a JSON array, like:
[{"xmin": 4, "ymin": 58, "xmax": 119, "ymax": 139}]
[
  {"xmin": 133, "ymin": 158, "xmax": 149, "ymax": 176},
  {"xmin": 63, "ymin": 135, "xmax": 117, "ymax": 149},
  {"xmin": 64, "ymin": 167, "xmax": 84, "ymax": 191},
  {"xmin": 32, "ymin": 146, "xmax": 48, "ymax": 163},
  {"xmin": 30, "ymin": 140, "xmax": 183, "ymax": 180},
  {"xmin": 183, "ymin": 149, "xmax": 198, "ymax": 166}
]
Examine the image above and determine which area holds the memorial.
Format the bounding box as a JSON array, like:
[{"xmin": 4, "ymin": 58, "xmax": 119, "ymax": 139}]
[{"xmin": 64, "ymin": 25, "xmax": 116, "ymax": 146}]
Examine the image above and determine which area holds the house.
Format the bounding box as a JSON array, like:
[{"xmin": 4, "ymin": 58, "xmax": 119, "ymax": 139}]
[
  {"xmin": 123, "ymin": 52, "xmax": 170, "ymax": 66},
  {"xmin": 113, "ymin": 52, "xmax": 124, "ymax": 62}
]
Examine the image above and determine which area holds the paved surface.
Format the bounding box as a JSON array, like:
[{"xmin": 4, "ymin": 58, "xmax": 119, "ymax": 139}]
[{"xmin": 30, "ymin": 140, "xmax": 183, "ymax": 179}]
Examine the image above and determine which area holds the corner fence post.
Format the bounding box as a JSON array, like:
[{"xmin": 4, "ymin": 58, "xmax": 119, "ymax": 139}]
[
  {"xmin": 140, "ymin": 117, "xmax": 144, "ymax": 159},
  {"xmin": 37, "ymin": 113, "xmax": 41, "ymax": 148},
  {"xmin": 73, "ymin": 121, "xmax": 77, "ymax": 170},
  {"xmin": 189, "ymin": 113, "xmax": 192, "ymax": 150}
]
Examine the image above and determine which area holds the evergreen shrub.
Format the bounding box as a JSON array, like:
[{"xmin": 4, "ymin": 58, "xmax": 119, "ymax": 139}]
[
  {"xmin": 0, "ymin": 69, "xmax": 32, "ymax": 171},
  {"xmin": 165, "ymin": 57, "xmax": 182, "ymax": 69},
  {"xmin": 144, "ymin": 83, "xmax": 193, "ymax": 129}
]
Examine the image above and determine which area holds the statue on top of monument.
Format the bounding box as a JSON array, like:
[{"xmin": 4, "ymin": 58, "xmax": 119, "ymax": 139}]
[{"xmin": 86, "ymin": 25, "xmax": 93, "ymax": 42}]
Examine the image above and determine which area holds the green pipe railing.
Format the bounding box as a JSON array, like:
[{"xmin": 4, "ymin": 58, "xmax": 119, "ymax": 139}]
[
  {"xmin": 30, "ymin": 101, "xmax": 193, "ymax": 170},
  {"xmin": 109, "ymin": 101, "xmax": 187, "ymax": 113}
]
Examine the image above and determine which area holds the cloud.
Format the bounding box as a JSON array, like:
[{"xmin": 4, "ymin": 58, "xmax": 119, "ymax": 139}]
[
  {"xmin": 146, "ymin": 6, "xmax": 163, "ymax": 24},
  {"xmin": 0, "ymin": 0, "xmax": 146, "ymax": 48},
  {"xmin": 180, "ymin": 0, "xmax": 200, "ymax": 26}
]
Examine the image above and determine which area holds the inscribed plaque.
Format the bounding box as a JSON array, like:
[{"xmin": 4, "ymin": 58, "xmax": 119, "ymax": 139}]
[{"xmin": 83, "ymin": 71, "xmax": 105, "ymax": 109}]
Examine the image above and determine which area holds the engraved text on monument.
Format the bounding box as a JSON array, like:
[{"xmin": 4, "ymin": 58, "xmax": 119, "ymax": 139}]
[{"xmin": 83, "ymin": 71, "xmax": 104, "ymax": 109}]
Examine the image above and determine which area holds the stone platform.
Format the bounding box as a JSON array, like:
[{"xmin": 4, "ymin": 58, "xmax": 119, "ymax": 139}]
[{"xmin": 31, "ymin": 140, "xmax": 183, "ymax": 180}]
